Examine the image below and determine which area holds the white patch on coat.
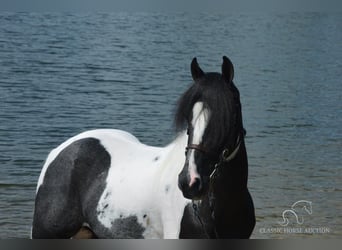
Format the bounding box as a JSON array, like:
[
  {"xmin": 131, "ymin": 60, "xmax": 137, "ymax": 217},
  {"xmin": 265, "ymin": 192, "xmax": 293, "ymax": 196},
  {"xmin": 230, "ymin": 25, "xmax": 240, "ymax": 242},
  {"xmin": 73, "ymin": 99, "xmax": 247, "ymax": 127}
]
[
  {"xmin": 92, "ymin": 130, "xmax": 191, "ymax": 238},
  {"xmin": 188, "ymin": 102, "xmax": 210, "ymax": 187}
]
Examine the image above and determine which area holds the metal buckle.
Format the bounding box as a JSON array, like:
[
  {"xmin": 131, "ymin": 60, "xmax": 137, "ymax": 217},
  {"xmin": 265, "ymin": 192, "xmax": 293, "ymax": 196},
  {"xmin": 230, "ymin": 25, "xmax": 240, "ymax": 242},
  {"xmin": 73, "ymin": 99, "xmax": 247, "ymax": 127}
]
[
  {"xmin": 210, "ymin": 163, "xmax": 219, "ymax": 179},
  {"xmin": 222, "ymin": 148, "xmax": 230, "ymax": 161}
]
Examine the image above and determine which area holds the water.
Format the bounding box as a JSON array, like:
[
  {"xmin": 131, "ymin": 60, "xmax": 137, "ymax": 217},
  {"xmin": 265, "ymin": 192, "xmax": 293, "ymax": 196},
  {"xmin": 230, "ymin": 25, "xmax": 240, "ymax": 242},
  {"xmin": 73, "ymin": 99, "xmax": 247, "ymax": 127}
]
[{"xmin": 0, "ymin": 12, "xmax": 341, "ymax": 239}]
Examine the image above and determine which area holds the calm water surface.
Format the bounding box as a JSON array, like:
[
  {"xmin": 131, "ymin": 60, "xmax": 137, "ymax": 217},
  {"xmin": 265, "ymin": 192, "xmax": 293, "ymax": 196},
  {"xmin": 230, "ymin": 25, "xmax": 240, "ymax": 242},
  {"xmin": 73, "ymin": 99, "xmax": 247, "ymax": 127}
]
[{"xmin": 0, "ymin": 12, "xmax": 341, "ymax": 238}]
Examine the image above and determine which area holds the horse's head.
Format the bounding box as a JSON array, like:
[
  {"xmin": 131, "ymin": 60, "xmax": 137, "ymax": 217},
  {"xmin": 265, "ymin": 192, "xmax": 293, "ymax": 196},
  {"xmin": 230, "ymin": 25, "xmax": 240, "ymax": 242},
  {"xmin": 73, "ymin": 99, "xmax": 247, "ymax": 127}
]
[{"xmin": 175, "ymin": 56, "xmax": 244, "ymax": 200}]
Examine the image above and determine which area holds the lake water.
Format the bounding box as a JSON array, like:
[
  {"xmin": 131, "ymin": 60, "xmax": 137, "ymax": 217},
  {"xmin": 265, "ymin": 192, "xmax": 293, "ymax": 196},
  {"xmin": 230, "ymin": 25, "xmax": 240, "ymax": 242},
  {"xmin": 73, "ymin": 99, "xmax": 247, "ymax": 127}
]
[{"xmin": 0, "ymin": 12, "xmax": 341, "ymax": 239}]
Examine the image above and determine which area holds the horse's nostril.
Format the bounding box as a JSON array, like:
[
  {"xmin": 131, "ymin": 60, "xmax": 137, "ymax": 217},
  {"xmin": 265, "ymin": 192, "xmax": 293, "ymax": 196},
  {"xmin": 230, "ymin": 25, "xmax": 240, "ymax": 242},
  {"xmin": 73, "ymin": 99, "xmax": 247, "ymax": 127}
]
[{"xmin": 189, "ymin": 177, "xmax": 201, "ymax": 189}]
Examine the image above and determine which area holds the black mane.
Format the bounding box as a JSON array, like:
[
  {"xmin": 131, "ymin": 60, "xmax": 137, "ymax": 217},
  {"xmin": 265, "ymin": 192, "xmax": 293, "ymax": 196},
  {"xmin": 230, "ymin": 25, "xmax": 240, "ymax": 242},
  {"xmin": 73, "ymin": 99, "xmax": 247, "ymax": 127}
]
[{"xmin": 175, "ymin": 72, "xmax": 241, "ymax": 151}]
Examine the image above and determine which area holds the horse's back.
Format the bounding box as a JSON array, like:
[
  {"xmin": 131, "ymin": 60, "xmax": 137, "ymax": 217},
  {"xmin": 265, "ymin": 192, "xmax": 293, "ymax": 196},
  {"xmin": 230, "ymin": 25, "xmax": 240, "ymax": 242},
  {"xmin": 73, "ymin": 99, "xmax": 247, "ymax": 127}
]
[{"xmin": 36, "ymin": 130, "xmax": 139, "ymax": 189}]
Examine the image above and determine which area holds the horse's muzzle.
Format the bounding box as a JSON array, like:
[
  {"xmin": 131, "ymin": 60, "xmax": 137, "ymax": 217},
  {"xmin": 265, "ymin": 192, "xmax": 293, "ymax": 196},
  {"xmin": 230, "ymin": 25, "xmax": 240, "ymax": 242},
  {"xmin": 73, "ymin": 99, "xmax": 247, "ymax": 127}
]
[{"xmin": 178, "ymin": 173, "xmax": 207, "ymax": 200}]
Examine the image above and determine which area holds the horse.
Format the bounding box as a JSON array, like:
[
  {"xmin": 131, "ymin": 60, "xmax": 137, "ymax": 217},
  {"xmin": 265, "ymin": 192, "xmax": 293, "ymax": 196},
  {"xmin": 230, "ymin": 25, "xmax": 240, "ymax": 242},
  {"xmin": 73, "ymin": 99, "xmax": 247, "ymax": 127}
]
[{"xmin": 32, "ymin": 56, "xmax": 255, "ymax": 238}]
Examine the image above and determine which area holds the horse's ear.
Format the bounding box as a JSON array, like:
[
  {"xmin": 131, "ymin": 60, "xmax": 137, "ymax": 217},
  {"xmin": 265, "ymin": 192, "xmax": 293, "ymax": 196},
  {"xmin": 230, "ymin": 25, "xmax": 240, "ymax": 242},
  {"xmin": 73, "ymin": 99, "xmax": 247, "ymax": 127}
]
[
  {"xmin": 222, "ymin": 56, "xmax": 234, "ymax": 84},
  {"xmin": 191, "ymin": 57, "xmax": 205, "ymax": 81}
]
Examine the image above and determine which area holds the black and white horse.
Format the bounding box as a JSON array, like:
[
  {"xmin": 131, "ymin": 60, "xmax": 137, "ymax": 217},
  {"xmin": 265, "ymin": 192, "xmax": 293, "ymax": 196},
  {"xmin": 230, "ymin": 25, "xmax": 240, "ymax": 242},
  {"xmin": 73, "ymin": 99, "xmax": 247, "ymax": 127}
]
[{"xmin": 32, "ymin": 56, "xmax": 255, "ymax": 238}]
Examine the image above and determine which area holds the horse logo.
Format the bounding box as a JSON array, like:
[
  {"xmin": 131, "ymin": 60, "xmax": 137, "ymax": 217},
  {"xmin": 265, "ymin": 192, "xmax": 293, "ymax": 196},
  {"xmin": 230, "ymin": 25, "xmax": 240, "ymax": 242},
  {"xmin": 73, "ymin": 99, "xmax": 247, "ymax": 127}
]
[{"xmin": 279, "ymin": 200, "xmax": 313, "ymax": 226}]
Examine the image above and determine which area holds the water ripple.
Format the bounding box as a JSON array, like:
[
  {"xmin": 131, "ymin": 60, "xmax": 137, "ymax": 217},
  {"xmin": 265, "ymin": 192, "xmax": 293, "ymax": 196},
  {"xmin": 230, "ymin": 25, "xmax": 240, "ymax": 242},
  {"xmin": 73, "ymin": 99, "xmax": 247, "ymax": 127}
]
[{"xmin": 0, "ymin": 12, "xmax": 341, "ymax": 239}]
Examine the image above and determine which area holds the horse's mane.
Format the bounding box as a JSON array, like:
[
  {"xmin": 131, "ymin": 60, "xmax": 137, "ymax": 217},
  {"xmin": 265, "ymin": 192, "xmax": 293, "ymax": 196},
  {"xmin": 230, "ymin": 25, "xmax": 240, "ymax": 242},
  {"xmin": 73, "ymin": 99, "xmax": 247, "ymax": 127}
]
[{"xmin": 174, "ymin": 72, "xmax": 239, "ymax": 150}]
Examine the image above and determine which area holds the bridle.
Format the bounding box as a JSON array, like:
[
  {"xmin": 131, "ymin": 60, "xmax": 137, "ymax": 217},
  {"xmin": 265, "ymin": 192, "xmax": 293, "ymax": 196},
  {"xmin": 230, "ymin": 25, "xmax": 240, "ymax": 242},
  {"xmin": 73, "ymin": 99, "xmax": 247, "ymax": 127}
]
[{"xmin": 185, "ymin": 128, "xmax": 246, "ymax": 181}]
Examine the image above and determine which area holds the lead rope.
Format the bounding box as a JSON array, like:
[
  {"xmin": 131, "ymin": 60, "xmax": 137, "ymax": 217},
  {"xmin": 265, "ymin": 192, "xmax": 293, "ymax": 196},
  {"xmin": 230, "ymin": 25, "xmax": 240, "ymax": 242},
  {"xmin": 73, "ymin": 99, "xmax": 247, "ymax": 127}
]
[
  {"xmin": 192, "ymin": 201, "xmax": 211, "ymax": 239},
  {"xmin": 192, "ymin": 188, "xmax": 219, "ymax": 239}
]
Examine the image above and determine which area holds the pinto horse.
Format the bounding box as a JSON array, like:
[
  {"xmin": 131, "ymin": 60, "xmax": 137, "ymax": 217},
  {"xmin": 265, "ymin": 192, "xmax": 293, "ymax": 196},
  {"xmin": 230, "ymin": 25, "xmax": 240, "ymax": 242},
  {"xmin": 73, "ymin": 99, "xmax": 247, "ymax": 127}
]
[{"xmin": 32, "ymin": 56, "xmax": 255, "ymax": 238}]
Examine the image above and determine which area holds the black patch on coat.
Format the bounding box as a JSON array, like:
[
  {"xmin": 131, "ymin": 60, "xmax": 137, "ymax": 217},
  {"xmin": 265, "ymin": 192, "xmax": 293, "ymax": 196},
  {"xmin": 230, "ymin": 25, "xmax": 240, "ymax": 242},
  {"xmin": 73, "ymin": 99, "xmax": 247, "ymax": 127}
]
[
  {"xmin": 165, "ymin": 185, "xmax": 170, "ymax": 193},
  {"xmin": 32, "ymin": 138, "xmax": 111, "ymax": 238},
  {"xmin": 110, "ymin": 216, "xmax": 145, "ymax": 239}
]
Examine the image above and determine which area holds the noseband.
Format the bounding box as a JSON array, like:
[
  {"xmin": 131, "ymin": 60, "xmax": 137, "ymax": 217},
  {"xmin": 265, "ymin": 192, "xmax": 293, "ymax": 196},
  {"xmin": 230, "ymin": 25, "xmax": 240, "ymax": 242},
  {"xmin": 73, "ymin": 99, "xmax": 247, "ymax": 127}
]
[
  {"xmin": 186, "ymin": 128, "xmax": 246, "ymax": 181},
  {"xmin": 186, "ymin": 144, "xmax": 214, "ymax": 157}
]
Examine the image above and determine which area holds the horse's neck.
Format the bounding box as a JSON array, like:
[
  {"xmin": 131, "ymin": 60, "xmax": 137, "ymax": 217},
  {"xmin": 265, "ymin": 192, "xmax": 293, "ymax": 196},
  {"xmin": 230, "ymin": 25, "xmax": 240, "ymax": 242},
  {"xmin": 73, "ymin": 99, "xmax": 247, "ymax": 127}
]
[
  {"xmin": 165, "ymin": 131, "xmax": 187, "ymax": 161},
  {"xmin": 158, "ymin": 131, "xmax": 188, "ymax": 179}
]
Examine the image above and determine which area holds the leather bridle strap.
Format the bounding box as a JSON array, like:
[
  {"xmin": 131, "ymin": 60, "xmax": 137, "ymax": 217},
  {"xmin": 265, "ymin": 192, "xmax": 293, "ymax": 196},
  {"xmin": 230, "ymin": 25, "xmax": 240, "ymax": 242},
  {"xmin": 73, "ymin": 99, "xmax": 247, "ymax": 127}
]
[
  {"xmin": 186, "ymin": 144, "xmax": 218, "ymax": 160},
  {"xmin": 186, "ymin": 144, "xmax": 209, "ymax": 154}
]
